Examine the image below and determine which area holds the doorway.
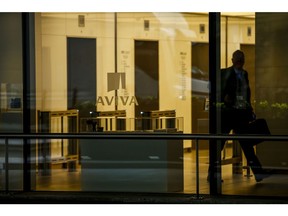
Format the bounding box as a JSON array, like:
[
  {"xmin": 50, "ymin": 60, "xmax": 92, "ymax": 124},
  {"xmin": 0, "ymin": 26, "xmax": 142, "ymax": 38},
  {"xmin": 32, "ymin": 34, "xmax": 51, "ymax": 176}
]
[
  {"xmin": 191, "ymin": 42, "xmax": 209, "ymax": 149},
  {"xmin": 67, "ymin": 38, "xmax": 97, "ymax": 118},
  {"xmin": 134, "ymin": 40, "xmax": 159, "ymax": 130}
]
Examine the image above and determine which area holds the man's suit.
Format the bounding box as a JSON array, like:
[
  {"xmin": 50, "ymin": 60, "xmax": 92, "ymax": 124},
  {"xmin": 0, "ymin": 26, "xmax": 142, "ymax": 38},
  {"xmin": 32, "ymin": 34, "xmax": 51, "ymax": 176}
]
[
  {"xmin": 220, "ymin": 66, "xmax": 265, "ymax": 180},
  {"xmin": 221, "ymin": 66, "xmax": 253, "ymax": 132}
]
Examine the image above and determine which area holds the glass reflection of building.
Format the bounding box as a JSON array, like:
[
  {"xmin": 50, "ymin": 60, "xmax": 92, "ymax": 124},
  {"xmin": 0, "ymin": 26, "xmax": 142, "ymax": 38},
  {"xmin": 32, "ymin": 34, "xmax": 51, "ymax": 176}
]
[{"xmin": 1, "ymin": 12, "xmax": 288, "ymax": 201}]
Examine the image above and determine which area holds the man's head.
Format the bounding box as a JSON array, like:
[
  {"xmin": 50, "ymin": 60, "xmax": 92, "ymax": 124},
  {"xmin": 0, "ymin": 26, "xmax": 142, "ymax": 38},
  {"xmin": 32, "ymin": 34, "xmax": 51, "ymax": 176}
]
[{"xmin": 232, "ymin": 50, "xmax": 245, "ymax": 69}]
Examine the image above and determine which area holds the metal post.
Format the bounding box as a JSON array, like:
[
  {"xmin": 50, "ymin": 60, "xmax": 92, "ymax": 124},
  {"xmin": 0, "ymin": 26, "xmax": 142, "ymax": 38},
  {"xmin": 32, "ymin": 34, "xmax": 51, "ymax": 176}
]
[
  {"xmin": 114, "ymin": 12, "xmax": 118, "ymax": 111},
  {"xmin": 5, "ymin": 138, "xmax": 9, "ymax": 193},
  {"xmin": 22, "ymin": 12, "xmax": 36, "ymax": 192},
  {"xmin": 195, "ymin": 139, "xmax": 200, "ymax": 198},
  {"xmin": 209, "ymin": 12, "xmax": 222, "ymax": 195},
  {"xmin": 61, "ymin": 116, "xmax": 64, "ymax": 156}
]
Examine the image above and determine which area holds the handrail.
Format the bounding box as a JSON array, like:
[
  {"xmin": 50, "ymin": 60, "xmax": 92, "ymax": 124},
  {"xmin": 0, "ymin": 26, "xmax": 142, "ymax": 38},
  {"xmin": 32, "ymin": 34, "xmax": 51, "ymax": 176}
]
[{"xmin": 0, "ymin": 133, "xmax": 287, "ymax": 141}]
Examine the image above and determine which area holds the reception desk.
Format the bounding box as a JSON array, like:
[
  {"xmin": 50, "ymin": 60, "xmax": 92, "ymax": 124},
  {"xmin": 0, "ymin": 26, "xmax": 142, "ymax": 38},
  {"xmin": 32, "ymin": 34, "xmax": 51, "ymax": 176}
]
[{"xmin": 80, "ymin": 135, "xmax": 183, "ymax": 192}]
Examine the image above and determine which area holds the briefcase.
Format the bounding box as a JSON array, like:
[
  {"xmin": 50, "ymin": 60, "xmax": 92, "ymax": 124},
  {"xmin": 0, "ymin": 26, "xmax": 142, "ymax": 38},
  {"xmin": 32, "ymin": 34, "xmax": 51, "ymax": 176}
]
[{"xmin": 241, "ymin": 118, "xmax": 271, "ymax": 146}]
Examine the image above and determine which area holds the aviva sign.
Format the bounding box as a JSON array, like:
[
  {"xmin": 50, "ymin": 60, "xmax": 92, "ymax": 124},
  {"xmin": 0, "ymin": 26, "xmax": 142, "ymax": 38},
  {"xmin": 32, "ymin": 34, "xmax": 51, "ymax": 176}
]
[{"xmin": 96, "ymin": 72, "xmax": 139, "ymax": 106}]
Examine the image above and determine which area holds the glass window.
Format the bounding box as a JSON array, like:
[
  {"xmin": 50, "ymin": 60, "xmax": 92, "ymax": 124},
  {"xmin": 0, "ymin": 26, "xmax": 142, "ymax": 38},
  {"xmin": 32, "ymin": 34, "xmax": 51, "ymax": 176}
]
[
  {"xmin": 2, "ymin": 12, "xmax": 288, "ymax": 198},
  {"xmin": 219, "ymin": 14, "xmax": 257, "ymax": 195},
  {"xmin": 220, "ymin": 13, "xmax": 288, "ymax": 197},
  {"xmin": 0, "ymin": 13, "xmax": 24, "ymax": 191},
  {"xmin": 34, "ymin": 12, "xmax": 210, "ymax": 194}
]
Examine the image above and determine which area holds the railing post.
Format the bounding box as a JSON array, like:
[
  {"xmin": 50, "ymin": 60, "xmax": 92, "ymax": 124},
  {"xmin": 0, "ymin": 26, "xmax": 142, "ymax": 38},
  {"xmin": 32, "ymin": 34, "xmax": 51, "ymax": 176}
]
[
  {"xmin": 5, "ymin": 138, "xmax": 9, "ymax": 193},
  {"xmin": 195, "ymin": 138, "xmax": 200, "ymax": 198}
]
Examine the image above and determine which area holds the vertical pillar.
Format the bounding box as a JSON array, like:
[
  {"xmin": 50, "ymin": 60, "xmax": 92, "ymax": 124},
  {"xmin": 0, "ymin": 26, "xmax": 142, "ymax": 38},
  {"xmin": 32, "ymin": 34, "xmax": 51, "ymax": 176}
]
[
  {"xmin": 22, "ymin": 12, "xmax": 36, "ymax": 191},
  {"xmin": 209, "ymin": 12, "xmax": 222, "ymax": 195}
]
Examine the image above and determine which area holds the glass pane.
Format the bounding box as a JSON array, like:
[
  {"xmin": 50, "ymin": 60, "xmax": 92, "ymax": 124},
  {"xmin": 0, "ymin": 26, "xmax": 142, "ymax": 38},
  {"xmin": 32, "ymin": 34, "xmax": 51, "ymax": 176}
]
[
  {"xmin": 0, "ymin": 13, "xmax": 23, "ymax": 191},
  {"xmin": 35, "ymin": 137, "xmax": 183, "ymax": 192},
  {"xmin": 34, "ymin": 12, "xmax": 210, "ymax": 194},
  {"xmin": 220, "ymin": 14, "xmax": 258, "ymax": 195},
  {"xmin": 220, "ymin": 13, "xmax": 288, "ymax": 197}
]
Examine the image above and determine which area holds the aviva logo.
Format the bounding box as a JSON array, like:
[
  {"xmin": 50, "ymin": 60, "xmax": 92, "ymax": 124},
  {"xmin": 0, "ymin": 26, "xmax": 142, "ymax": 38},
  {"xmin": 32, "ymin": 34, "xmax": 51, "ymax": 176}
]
[
  {"xmin": 107, "ymin": 72, "xmax": 126, "ymax": 92},
  {"xmin": 96, "ymin": 72, "xmax": 139, "ymax": 106}
]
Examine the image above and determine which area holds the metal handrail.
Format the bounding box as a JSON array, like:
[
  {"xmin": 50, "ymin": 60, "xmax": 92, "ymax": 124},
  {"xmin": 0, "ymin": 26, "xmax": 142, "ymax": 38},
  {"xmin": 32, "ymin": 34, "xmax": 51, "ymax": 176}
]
[{"xmin": 0, "ymin": 132, "xmax": 288, "ymax": 141}]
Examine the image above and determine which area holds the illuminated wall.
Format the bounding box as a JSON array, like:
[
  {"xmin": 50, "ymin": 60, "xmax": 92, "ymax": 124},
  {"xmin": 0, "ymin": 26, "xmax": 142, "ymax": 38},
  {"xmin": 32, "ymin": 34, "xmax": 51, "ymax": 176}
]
[{"xmin": 35, "ymin": 12, "xmax": 255, "ymax": 148}]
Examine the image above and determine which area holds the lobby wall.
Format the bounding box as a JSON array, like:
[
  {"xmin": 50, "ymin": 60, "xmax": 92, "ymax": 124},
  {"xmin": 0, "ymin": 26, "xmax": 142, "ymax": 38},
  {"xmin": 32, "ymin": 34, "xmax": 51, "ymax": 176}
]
[
  {"xmin": 35, "ymin": 13, "xmax": 255, "ymax": 149},
  {"xmin": 256, "ymin": 13, "xmax": 288, "ymax": 168}
]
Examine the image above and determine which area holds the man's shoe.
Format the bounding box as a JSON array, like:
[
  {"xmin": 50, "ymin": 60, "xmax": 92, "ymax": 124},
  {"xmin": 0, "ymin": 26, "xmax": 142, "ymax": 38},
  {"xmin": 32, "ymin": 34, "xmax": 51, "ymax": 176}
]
[
  {"xmin": 207, "ymin": 175, "xmax": 224, "ymax": 183},
  {"xmin": 255, "ymin": 169, "xmax": 273, "ymax": 182}
]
